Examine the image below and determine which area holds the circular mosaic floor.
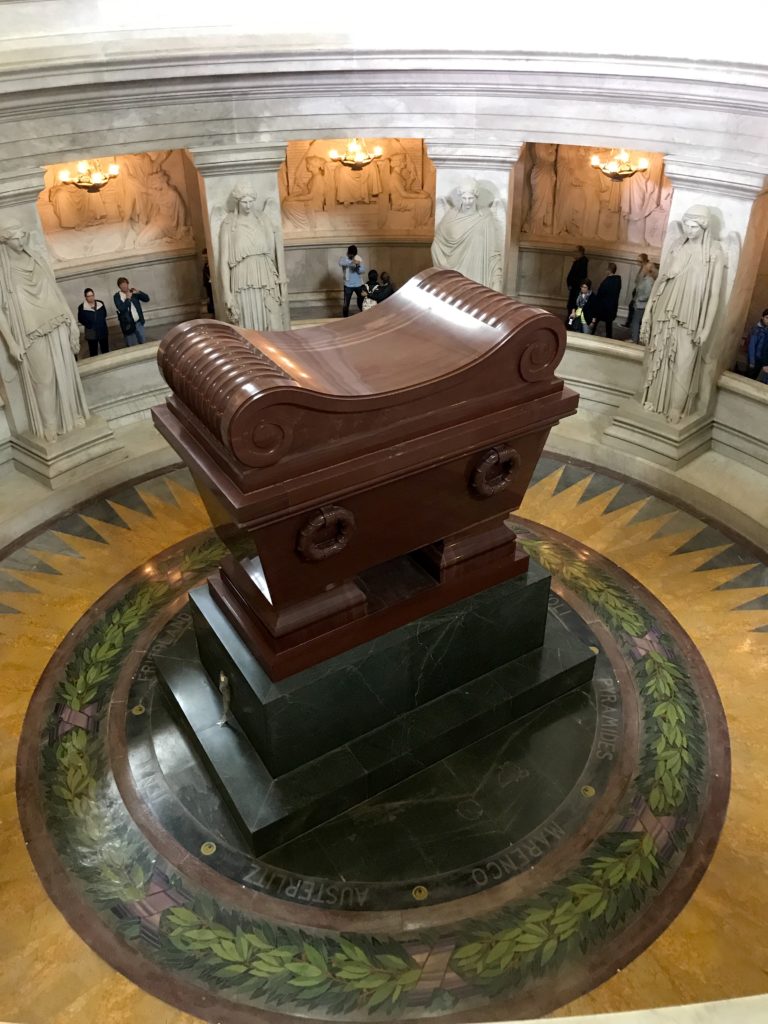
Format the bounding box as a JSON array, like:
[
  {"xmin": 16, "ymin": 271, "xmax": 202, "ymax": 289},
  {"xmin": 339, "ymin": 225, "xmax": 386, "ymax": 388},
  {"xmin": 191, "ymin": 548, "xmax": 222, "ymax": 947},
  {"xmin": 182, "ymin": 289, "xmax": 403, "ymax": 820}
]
[{"xmin": 16, "ymin": 485, "xmax": 731, "ymax": 1023}]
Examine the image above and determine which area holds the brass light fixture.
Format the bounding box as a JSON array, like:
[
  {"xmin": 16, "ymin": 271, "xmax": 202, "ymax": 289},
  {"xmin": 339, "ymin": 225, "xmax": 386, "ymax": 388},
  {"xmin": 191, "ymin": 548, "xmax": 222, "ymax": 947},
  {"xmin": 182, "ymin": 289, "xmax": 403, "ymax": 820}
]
[
  {"xmin": 57, "ymin": 158, "xmax": 120, "ymax": 192},
  {"xmin": 328, "ymin": 138, "xmax": 383, "ymax": 170},
  {"xmin": 590, "ymin": 149, "xmax": 649, "ymax": 182}
]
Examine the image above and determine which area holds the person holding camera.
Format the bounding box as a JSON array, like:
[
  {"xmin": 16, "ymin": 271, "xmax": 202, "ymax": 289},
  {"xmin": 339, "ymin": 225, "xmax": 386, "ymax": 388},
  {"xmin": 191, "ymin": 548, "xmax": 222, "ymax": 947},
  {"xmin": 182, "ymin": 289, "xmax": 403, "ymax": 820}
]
[
  {"xmin": 114, "ymin": 276, "xmax": 150, "ymax": 346},
  {"xmin": 338, "ymin": 244, "xmax": 366, "ymax": 317}
]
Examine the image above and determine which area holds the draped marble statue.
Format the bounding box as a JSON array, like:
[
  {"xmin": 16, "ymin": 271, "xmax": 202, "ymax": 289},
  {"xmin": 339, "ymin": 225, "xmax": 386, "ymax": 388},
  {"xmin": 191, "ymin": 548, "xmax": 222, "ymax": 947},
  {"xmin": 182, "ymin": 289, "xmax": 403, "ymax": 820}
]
[
  {"xmin": 431, "ymin": 180, "xmax": 504, "ymax": 290},
  {"xmin": 0, "ymin": 221, "xmax": 88, "ymax": 442},
  {"xmin": 640, "ymin": 206, "xmax": 733, "ymax": 423},
  {"xmin": 219, "ymin": 184, "xmax": 286, "ymax": 332}
]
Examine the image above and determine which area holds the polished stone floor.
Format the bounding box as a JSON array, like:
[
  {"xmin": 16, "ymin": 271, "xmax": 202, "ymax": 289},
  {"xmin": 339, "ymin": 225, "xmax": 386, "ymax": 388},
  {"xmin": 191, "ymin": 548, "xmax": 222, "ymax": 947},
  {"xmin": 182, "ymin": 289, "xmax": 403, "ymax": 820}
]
[{"xmin": 1, "ymin": 456, "xmax": 766, "ymax": 1023}]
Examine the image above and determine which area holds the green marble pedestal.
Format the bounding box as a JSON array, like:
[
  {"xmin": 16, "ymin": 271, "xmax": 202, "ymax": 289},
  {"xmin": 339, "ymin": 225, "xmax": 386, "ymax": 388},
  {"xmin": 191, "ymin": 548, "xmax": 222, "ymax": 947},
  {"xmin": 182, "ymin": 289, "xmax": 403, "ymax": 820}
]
[{"xmin": 156, "ymin": 562, "xmax": 595, "ymax": 854}]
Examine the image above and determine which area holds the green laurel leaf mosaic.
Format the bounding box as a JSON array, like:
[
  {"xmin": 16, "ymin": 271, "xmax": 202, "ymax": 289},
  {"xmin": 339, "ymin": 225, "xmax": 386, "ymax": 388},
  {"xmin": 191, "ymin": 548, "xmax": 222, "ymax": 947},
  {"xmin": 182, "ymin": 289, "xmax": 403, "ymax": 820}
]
[{"xmin": 34, "ymin": 527, "xmax": 715, "ymax": 1019}]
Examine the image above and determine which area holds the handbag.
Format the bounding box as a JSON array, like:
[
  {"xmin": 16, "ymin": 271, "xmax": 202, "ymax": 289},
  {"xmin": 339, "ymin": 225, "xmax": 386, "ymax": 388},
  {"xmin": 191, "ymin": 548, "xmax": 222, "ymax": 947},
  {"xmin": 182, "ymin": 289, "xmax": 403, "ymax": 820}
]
[
  {"xmin": 119, "ymin": 308, "xmax": 136, "ymax": 336},
  {"xmin": 84, "ymin": 327, "xmax": 97, "ymax": 342}
]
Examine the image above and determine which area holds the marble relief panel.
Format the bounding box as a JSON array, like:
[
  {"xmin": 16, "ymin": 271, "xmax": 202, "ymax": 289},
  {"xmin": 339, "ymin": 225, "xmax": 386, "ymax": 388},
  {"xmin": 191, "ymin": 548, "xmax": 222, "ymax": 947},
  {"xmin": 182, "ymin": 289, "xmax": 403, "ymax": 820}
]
[
  {"xmin": 520, "ymin": 143, "xmax": 671, "ymax": 253},
  {"xmin": 37, "ymin": 149, "xmax": 195, "ymax": 265},
  {"xmin": 279, "ymin": 139, "xmax": 435, "ymax": 240}
]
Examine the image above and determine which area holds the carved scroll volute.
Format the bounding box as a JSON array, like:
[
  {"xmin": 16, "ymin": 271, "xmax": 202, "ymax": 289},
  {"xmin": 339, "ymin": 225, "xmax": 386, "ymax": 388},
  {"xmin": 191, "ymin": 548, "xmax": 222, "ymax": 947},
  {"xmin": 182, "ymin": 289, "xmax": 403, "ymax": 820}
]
[
  {"xmin": 229, "ymin": 407, "xmax": 296, "ymax": 468},
  {"xmin": 471, "ymin": 443, "xmax": 521, "ymax": 497},
  {"xmin": 518, "ymin": 325, "xmax": 565, "ymax": 382},
  {"xmin": 296, "ymin": 505, "xmax": 356, "ymax": 562}
]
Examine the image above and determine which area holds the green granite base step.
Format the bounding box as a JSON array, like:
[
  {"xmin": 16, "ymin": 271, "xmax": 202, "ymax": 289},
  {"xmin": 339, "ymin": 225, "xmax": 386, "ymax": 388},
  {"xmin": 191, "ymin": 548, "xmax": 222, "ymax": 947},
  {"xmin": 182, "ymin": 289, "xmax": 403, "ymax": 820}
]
[
  {"xmin": 189, "ymin": 562, "xmax": 552, "ymax": 777},
  {"xmin": 155, "ymin": 615, "xmax": 595, "ymax": 855}
]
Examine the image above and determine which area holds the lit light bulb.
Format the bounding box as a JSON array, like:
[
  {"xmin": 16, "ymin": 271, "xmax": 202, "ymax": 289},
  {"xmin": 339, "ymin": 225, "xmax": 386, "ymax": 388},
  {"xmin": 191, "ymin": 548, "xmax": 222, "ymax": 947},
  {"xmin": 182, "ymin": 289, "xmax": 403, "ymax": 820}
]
[
  {"xmin": 91, "ymin": 171, "xmax": 105, "ymax": 184},
  {"xmin": 618, "ymin": 150, "xmax": 629, "ymax": 163},
  {"xmin": 349, "ymin": 140, "xmax": 361, "ymax": 153},
  {"xmin": 329, "ymin": 149, "xmax": 339, "ymax": 160},
  {"xmin": 108, "ymin": 163, "xmax": 120, "ymax": 176},
  {"xmin": 590, "ymin": 154, "xmax": 600, "ymax": 167},
  {"xmin": 638, "ymin": 157, "xmax": 650, "ymax": 170},
  {"xmin": 607, "ymin": 160, "xmax": 619, "ymax": 174},
  {"xmin": 58, "ymin": 168, "xmax": 70, "ymax": 182},
  {"xmin": 76, "ymin": 160, "xmax": 89, "ymax": 174},
  {"xmin": 373, "ymin": 145, "xmax": 383, "ymax": 157}
]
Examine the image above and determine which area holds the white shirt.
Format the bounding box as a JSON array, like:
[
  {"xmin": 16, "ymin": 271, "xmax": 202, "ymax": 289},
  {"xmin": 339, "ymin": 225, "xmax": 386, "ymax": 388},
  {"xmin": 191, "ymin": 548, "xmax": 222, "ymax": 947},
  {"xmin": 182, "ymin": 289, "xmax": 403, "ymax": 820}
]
[{"xmin": 120, "ymin": 291, "xmax": 137, "ymax": 320}]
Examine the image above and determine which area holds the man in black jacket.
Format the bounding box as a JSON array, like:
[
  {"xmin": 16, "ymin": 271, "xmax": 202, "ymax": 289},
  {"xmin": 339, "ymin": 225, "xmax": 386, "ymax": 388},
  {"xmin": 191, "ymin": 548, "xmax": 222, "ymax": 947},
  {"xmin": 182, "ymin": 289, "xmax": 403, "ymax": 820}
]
[
  {"xmin": 114, "ymin": 276, "xmax": 150, "ymax": 346},
  {"xmin": 566, "ymin": 245, "xmax": 588, "ymax": 313},
  {"xmin": 591, "ymin": 263, "xmax": 622, "ymax": 338}
]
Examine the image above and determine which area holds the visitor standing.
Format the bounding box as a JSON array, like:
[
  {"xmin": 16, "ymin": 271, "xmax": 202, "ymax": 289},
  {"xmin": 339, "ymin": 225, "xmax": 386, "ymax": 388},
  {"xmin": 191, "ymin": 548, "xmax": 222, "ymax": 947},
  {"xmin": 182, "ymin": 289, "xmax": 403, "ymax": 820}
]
[
  {"xmin": 566, "ymin": 245, "xmax": 589, "ymax": 314},
  {"xmin": 591, "ymin": 263, "xmax": 622, "ymax": 338},
  {"xmin": 375, "ymin": 272, "xmax": 395, "ymax": 302},
  {"xmin": 114, "ymin": 277, "xmax": 150, "ymax": 346},
  {"xmin": 77, "ymin": 287, "xmax": 110, "ymax": 356},
  {"xmin": 747, "ymin": 308, "xmax": 768, "ymax": 380},
  {"xmin": 339, "ymin": 245, "xmax": 365, "ymax": 317},
  {"xmin": 624, "ymin": 252, "xmax": 650, "ymax": 327},
  {"xmin": 629, "ymin": 263, "xmax": 657, "ymax": 343},
  {"xmin": 202, "ymin": 248, "xmax": 214, "ymax": 316},
  {"xmin": 568, "ymin": 281, "xmax": 598, "ymax": 334}
]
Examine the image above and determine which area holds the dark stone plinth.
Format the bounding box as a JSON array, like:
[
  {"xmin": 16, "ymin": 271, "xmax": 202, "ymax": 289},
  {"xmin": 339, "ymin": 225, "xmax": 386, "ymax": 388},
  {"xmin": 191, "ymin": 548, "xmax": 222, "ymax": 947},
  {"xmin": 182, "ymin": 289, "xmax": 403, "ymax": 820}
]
[
  {"xmin": 155, "ymin": 615, "xmax": 595, "ymax": 855},
  {"xmin": 189, "ymin": 562, "xmax": 552, "ymax": 777}
]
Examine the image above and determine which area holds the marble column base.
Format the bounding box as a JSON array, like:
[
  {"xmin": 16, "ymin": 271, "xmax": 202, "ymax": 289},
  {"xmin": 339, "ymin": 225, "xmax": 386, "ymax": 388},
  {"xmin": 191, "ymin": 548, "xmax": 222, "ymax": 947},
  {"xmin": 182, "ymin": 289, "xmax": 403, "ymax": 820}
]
[
  {"xmin": 603, "ymin": 400, "xmax": 713, "ymax": 470},
  {"xmin": 10, "ymin": 416, "xmax": 126, "ymax": 489}
]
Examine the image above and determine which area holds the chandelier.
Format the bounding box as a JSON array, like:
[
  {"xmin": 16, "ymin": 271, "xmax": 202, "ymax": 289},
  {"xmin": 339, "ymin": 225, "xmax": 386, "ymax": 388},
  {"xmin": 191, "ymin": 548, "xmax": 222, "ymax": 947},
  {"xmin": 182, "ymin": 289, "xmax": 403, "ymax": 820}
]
[
  {"xmin": 328, "ymin": 138, "xmax": 383, "ymax": 170},
  {"xmin": 57, "ymin": 158, "xmax": 120, "ymax": 192},
  {"xmin": 590, "ymin": 149, "xmax": 649, "ymax": 182}
]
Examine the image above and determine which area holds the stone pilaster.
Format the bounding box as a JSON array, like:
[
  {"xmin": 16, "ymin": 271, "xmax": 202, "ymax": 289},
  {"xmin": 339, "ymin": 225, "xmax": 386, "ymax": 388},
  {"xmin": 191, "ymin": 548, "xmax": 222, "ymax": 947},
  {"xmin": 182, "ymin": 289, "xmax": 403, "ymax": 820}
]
[
  {"xmin": 426, "ymin": 142, "xmax": 523, "ymax": 295},
  {"xmin": 604, "ymin": 160, "xmax": 766, "ymax": 469},
  {"xmin": 188, "ymin": 145, "xmax": 290, "ymax": 329}
]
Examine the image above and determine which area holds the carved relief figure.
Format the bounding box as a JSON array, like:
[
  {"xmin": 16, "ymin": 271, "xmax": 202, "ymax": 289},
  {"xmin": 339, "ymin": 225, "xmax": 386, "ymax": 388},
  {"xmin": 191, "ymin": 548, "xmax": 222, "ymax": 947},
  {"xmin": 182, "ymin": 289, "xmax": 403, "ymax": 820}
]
[
  {"xmin": 645, "ymin": 181, "xmax": 673, "ymax": 250},
  {"xmin": 553, "ymin": 147, "xmax": 589, "ymax": 238},
  {"xmin": 596, "ymin": 174, "xmax": 622, "ymax": 242},
  {"xmin": 0, "ymin": 221, "xmax": 88, "ymax": 442},
  {"xmin": 219, "ymin": 184, "xmax": 286, "ymax": 332},
  {"xmin": 333, "ymin": 160, "xmax": 383, "ymax": 206},
  {"xmin": 49, "ymin": 182, "xmax": 107, "ymax": 230},
  {"xmin": 431, "ymin": 180, "xmax": 504, "ymax": 290},
  {"xmin": 38, "ymin": 150, "xmax": 193, "ymax": 263},
  {"xmin": 521, "ymin": 146, "xmax": 671, "ymax": 249},
  {"xmin": 281, "ymin": 155, "xmax": 328, "ymax": 231},
  {"xmin": 388, "ymin": 153, "xmax": 432, "ymax": 227},
  {"xmin": 640, "ymin": 206, "xmax": 735, "ymax": 422},
  {"xmin": 280, "ymin": 139, "xmax": 435, "ymax": 238},
  {"xmin": 134, "ymin": 168, "xmax": 190, "ymax": 245},
  {"xmin": 523, "ymin": 143, "xmax": 557, "ymax": 235}
]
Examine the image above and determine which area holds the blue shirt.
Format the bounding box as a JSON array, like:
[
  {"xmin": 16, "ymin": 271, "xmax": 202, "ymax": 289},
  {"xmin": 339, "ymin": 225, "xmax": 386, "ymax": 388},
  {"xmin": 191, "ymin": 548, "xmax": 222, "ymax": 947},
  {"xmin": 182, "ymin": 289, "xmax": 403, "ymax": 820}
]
[
  {"xmin": 748, "ymin": 321, "xmax": 768, "ymax": 366},
  {"xmin": 339, "ymin": 256, "xmax": 365, "ymax": 288}
]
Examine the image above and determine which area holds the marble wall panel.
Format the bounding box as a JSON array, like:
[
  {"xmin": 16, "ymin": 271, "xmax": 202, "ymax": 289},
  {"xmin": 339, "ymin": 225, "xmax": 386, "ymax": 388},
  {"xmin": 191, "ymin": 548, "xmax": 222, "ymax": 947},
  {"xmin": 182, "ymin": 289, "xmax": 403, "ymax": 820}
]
[
  {"xmin": 559, "ymin": 334, "xmax": 644, "ymax": 413},
  {"xmin": 712, "ymin": 374, "xmax": 768, "ymax": 472},
  {"xmin": 284, "ymin": 241, "xmax": 432, "ymax": 318},
  {"xmin": 79, "ymin": 344, "xmax": 169, "ymax": 428}
]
